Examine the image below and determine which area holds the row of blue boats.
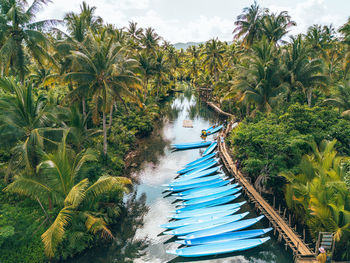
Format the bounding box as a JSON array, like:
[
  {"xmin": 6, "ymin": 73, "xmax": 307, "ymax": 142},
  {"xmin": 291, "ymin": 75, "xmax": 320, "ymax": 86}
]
[{"xmin": 162, "ymin": 125, "xmax": 271, "ymax": 258}]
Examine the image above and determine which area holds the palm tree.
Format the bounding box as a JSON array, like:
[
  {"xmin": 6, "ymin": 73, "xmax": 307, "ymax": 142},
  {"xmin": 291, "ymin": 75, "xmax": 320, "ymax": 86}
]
[
  {"xmin": 0, "ymin": 77, "xmax": 58, "ymax": 180},
  {"xmin": 126, "ymin": 21, "xmax": 143, "ymax": 40},
  {"xmin": 0, "ymin": 0, "xmax": 59, "ymax": 82},
  {"xmin": 66, "ymin": 31, "xmax": 140, "ymax": 157},
  {"xmin": 239, "ymin": 37, "xmax": 286, "ymax": 113},
  {"xmin": 141, "ymin": 27, "xmax": 161, "ymax": 53},
  {"xmin": 281, "ymin": 140, "xmax": 350, "ymax": 241},
  {"xmin": 137, "ymin": 51, "xmax": 155, "ymax": 100},
  {"xmin": 305, "ymin": 24, "xmax": 336, "ymax": 57},
  {"xmin": 153, "ymin": 51, "xmax": 170, "ymax": 97},
  {"xmin": 233, "ymin": 1, "xmax": 267, "ymax": 47},
  {"xmin": 202, "ymin": 39, "xmax": 226, "ymax": 81},
  {"xmin": 324, "ymin": 80, "xmax": 350, "ymax": 118},
  {"xmin": 283, "ymin": 36, "xmax": 327, "ymax": 106},
  {"xmin": 4, "ymin": 131, "xmax": 131, "ymax": 257},
  {"xmin": 260, "ymin": 11, "xmax": 296, "ymax": 45}
]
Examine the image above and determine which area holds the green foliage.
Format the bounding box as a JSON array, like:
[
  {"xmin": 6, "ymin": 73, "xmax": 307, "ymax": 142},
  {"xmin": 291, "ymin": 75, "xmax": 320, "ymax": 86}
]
[{"xmin": 230, "ymin": 104, "xmax": 350, "ymax": 191}]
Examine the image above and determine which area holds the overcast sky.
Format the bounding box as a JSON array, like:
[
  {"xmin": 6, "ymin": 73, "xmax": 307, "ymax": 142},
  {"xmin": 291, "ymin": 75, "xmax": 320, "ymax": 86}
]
[{"xmin": 34, "ymin": 0, "xmax": 350, "ymax": 43}]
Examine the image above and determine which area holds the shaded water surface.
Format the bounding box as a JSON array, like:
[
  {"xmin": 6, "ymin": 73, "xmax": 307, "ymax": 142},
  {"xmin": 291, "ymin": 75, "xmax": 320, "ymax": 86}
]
[{"xmin": 72, "ymin": 93, "xmax": 293, "ymax": 263}]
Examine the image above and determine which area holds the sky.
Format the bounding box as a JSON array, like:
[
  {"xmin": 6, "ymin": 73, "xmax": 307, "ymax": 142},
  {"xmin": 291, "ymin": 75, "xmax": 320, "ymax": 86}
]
[{"xmin": 34, "ymin": 0, "xmax": 350, "ymax": 43}]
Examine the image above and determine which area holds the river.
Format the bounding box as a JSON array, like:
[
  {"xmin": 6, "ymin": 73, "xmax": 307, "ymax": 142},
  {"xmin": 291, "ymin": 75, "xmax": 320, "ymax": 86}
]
[{"xmin": 72, "ymin": 90, "xmax": 293, "ymax": 263}]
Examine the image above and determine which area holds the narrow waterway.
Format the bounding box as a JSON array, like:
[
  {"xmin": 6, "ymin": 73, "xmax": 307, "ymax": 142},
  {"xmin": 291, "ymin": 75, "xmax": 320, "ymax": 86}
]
[{"xmin": 73, "ymin": 91, "xmax": 293, "ymax": 263}]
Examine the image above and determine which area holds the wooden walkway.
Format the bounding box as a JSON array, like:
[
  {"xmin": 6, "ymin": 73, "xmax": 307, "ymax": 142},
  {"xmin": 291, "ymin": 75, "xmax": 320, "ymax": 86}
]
[
  {"xmin": 218, "ymin": 121, "xmax": 316, "ymax": 262},
  {"xmin": 206, "ymin": 102, "xmax": 235, "ymax": 118}
]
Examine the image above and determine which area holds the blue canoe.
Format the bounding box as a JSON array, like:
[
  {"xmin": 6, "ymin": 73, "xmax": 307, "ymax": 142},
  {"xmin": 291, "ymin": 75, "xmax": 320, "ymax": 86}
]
[
  {"xmin": 174, "ymin": 167, "xmax": 221, "ymax": 183},
  {"xmin": 176, "ymin": 184, "xmax": 239, "ymax": 200},
  {"xmin": 171, "ymin": 179, "xmax": 234, "ymax": 197},
  {"xmin": 165, "ymin": 177, "xmax": 228, "ymax": 192},
  {"xmin": 172, "ymin": 141, "xmax": 212, "ymax": 150},
  {"xmin": 207, "ymin": 125, "xmax": 223, "ymax": 135},
  {"xmin": 169, "ymin": 202, "xmax": 246, "ymax": 219},
  {"xmin": 164, "ymin": 174, "xmax": 223, "ymax": 187},
  {"xmin": 166, "ymin": 237, "xmax": 270, "ymax": 257},
  {"xmin": 174, "ymin": 193, "xmax": 241, "ymax": 213},
  {"xmin": 185, "ymin": 152, "xmax": 216, "ymax": 167},
  {"xmin": 205, "ymin": 125, "xmax": 215, "ymax": 133},
  {"xmin": 180, "ymin": 187, "xmax": 242, "ymax": 206},
  {"xmin": 175, "ymin": 159, "xmax": 219, "ymax": 178},
  {"xmin": 160, "ymin": 209, "xmax": 239, "ymax": 229},
  {"xmin": 176, "ymin": 228, "xmax": 273, "ymax": 245},
  {"xmin": 179, "ymin": 215, "xmax": 265, "ymax": 240},
  {"xmin": 177, "ymin": 157, "xmax": 217, "ymax": 174},
  {"xmin": 202, "ymin": 142, "xmax": 217, "ymax": 156},
  {"xmin": 163, "ymin": 212, "xmax": 249, "ymax": 236}
]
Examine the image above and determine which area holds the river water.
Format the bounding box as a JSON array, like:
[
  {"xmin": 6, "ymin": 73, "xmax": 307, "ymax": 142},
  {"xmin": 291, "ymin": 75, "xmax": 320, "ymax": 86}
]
[{"xmin": 73, "ymin": 91, "xmax": 293, "ymax": 263}]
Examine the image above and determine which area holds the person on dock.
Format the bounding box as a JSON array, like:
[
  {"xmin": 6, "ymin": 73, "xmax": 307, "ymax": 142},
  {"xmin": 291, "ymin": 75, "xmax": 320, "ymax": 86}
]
[{"xmin": 317, "ymin": 247, "xmax": 327, "ymax": 263}]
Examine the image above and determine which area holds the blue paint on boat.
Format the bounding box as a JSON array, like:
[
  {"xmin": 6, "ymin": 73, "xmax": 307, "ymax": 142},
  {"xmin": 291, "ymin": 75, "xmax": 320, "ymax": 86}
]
[
  {"xmin": 168, "ymin": 202, "xmax": 245, "ymax": 219},
  {"xmin": 176, "ymin": 228, "xmax": 273, "ymax": 245},
  {"xmin": 202, "ymin": 142, "xmax": 217, "ymax": 156},
  {"xmin": 176, "ymin": 184, "xmax": 238, "ymax": 200},
  {"xmin": 173, "ymin": 167, "xmax": 221, "ymax": 183},
  {"xmin": 160, "ymin": 209, "xmax": 240, "ymax": 229},
  {"xmin": 177, "ymin": 156, "xmax": 217, "ymax": 174},
  {"xmin": 174, "ymin": 193, "xmax": 241, "ymax": 213},
  {"xmin": 164, "ymin": 174, "xmax": 223, "ymax": 187},
  {"xmin": 207, "ymin": 125, "xmax": 223, "ymax": 135},
  {"xmin": 185, "ymin": 152, "xmax": 217, "ymax": 167},
  {"xmin": 180, "ymin": 187, "xmax": 242, "ymax": 206},
  {"xmin": 175, "ymin": 159, "xmax": 219, "ymax": 177},
  {"xmin": 165, "ymin": 177, "xmax": 228, "ymax": 192},
  {"xmin": 171, "ymin": 141, "xmax": 212, "ymax": 150},
  {"xmin": 163, "ymin": 212, "xmax": 249, "ymax": 235},
  {"xmin": 166, "ymin": 237, "xmax": 270, "ymax": 257},
  {"xmin": 179, "ymin": 215, "xmax": 265, "ymax": 240},
  {"xmin": 171, "ymin": 179, "xmax": 233, "ymax": 197}
]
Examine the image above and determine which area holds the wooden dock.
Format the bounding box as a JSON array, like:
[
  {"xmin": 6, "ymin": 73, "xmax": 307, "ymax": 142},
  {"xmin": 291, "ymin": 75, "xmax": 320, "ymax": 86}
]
[{"xmin": 218, "ymin": 122, "xmax": 316, "ymax": 262}]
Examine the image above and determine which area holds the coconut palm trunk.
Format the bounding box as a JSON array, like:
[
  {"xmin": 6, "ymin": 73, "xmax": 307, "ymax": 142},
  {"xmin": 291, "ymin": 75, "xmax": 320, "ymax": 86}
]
[{"xmin": 102, "ymin": 111, "xmax": 108, "ymax": 157}]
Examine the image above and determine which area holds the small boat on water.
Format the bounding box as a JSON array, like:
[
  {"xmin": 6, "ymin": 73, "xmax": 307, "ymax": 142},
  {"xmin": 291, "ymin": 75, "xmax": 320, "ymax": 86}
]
[
  {"xmin": 168, "ymin": 202, "xmax": 245, "ymax": 219},
  {"xmin": 180, "ymin": 187, "xmax": 242, "ymax": 206},
  {"xmin": 174, "ymin": 167, "xmax": 221, "ymax": 183},
  {"xmin": 164, "ymin": 174, "xmax": 224, "ymax": 187},
  {"xmin": 171, "ymin": 141, "xmax": 212, "ymax": 150},
  {"xmin": 174, "ymin": 193, "xmax": 241, "ymax": 213},
  {"xmin": 175, "ymin": 159, "xmax": 219, "ymax": 178},
  {"xmin": 202, "ymin": 142, "xmax": 217, "ymax": 156},
  {"xmin": 185, "ymin": 152, "xmax": 217, "ymax": 167},
  {"xmin": 176, "ymin": 183, "xmax": 238, "ymax": 200},
  {"xmin": 163, "ymin": 212, "xmax": 249, "ymax": 236},
  {"xmin": 176, "ymin": 228, "xmax": 273, "ymax": 245},
  {"xmin": 165, "ymin": 177, "xmax": 228, "ymax": 192},
  {"xmin": 177, "ymin": 156, "xmax": 217, "ymax": 174},
  {"xmin": 207, "ymin": 125, "xmax": 223, "ymax": 135},
  {"xmin": 166, "ymin": 237, "xmax": 271, "ymax": 257},
  {"xmin": 160, "ymin": 209, "xmax": 239, "ymax": 229},
  {"xmin": 171, "ymin": 179, "xmax": 234, "ymax": 197},
  {"xmin": 179, "ymin": 215, "xmax": 265, "ymax": 240}
]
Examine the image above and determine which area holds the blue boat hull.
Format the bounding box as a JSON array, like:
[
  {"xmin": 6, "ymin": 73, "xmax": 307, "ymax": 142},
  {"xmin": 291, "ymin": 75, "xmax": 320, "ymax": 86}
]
[
  {"xmin": 179, "ymin": 215, "xmax": 265, "ymax": 240},
  {"xmin": 176, "ymin": 183, "xmax": 238, "ymax": 200},
  {"xmin": 166, "ymin": 237, "xmax": 270, "ymax": 257},
  {"xmin": 171, "ymin": 179, "xmax": 233, "ymax": 197},
  {"xmin": 185, "ymin": 152, "xmax": 216, "ymax": 167},
  {"xmin": 165, "ymin": 177, "xmax": 227, "ymax": 192},
  {"xmin": 174, "ymin": 193, "xmax": 241, "ymax": 213},
  {"xmin": 176, "ymin": 228, "xmax": 273, "ymax": 245},
  {"xmin": 169, "ymin": 202, "xmax": 245, "ymax": 219},
  {"xmin": 202, "ymin": 142, "xmax": 217, "ymax": 156}
]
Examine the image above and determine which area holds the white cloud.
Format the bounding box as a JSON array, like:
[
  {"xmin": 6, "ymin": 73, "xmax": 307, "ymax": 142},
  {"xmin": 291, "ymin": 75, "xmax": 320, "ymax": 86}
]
[
  {"xmin": 268, "ymin": 0, "xmax": 344, "ymax": 37},
  {"xmin": 132, "ymin": 11, "xmax": 234, "ymax": 43}
]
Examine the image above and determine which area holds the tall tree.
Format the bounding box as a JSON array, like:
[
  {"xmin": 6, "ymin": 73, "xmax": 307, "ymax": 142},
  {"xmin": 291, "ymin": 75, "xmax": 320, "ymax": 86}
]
[
  {"xmin": 66, "ymin": 31, "xmax": 140, "ymax": 157},
  {"xmin": 233, "ymin": 1, "xmax": 266, "ymax": 47},
  {"xmin": 202, "ymin": 39, "xmax": 226, "ymax": 82},
  {"xmin": 0, "ymin": 0, "xmax": 59, "ymax": 81}
]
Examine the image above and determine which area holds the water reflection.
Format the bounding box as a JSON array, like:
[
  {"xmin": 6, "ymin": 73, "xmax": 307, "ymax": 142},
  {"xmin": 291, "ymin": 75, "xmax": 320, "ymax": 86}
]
[{"xmin": 72, "ymin": 90, "xmax": 293, "ymax": 263}]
